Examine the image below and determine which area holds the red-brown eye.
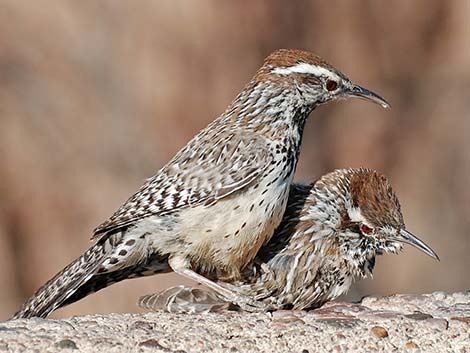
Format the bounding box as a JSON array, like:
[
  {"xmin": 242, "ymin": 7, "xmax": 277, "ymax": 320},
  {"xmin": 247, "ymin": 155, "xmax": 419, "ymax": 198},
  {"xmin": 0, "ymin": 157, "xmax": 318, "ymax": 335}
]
[
  {"xmin": 361, "ymin": 224, "xmax": 373, "ymax": 235},
  {"xmin": 326, "ymin": 80, "xmax": 338, "ymax": 91}
]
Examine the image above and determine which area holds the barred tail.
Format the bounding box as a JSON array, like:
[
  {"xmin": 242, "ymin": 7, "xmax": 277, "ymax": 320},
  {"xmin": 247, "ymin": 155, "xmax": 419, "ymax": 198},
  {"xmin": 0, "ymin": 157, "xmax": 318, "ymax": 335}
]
[
  {"xmin": 60, "ymin": 252, "xmax": 170, "ymax": 307},
  {"xmin": 12, "ymin": 239, "xmax": 109, "ymax": 319}
]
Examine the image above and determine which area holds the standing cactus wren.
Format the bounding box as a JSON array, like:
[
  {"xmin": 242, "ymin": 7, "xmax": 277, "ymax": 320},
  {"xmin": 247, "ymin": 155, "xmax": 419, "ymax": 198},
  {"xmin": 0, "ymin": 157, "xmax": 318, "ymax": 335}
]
[
  {"xmin": 13, "ymin": 50, "xmax": 389, "ymax": 319},
  {"xmin": 139, "ymin": 169, "xmax": 439, "ymax": 313}
]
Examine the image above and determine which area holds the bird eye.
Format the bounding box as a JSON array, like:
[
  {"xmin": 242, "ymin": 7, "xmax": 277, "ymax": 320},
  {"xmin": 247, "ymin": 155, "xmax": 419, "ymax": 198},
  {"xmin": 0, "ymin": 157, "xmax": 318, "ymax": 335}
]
[
  {"xmin": 360, "ymin": 224, "xmax": 374, "ymax": 235},
  {"xmin": 326, "ymin": 79, "xmax": 338, "ymax": 91}
]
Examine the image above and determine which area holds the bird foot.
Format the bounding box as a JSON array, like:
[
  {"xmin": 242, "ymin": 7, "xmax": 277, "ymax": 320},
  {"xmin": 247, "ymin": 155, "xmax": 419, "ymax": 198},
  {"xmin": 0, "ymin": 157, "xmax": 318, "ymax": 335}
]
[{"xmin": 215, "ymin": 281, "xmax": 270, "ymax": 312}]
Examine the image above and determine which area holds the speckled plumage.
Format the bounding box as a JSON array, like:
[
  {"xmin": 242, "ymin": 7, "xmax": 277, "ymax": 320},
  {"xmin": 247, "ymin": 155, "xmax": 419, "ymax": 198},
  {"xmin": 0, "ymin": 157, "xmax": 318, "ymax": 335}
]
[
  {"xmin": 236, "ymin": 169, "xmax": 405, "ymax": 310},
  {"xmin": 138, "ymin": 169, "xmax": 438, "ymax": 313},
  {"xmin": 13, "ymin": 50, "xmax": 390, "ymax": 319}
]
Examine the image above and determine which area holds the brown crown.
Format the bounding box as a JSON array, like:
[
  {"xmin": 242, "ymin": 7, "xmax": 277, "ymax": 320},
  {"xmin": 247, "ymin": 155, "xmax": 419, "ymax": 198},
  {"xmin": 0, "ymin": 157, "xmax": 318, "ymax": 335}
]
[
  {"xmin": 253, "ymin": 49, "xmax": 344, "ymax": 84},
  {"xmin": 263, "ymin": 49, "xmax": 331, "ymax": 69},
  {"xmin": 348, "ymin": 169, "xmax": 404, "ymax": 228}
]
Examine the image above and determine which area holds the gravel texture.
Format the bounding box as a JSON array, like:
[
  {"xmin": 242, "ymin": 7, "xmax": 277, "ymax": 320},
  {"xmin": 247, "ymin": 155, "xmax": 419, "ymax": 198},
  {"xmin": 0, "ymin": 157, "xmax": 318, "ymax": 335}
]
[{"xmin": 1, "ymin": 292, "xmax": 469, "ymax": 353}]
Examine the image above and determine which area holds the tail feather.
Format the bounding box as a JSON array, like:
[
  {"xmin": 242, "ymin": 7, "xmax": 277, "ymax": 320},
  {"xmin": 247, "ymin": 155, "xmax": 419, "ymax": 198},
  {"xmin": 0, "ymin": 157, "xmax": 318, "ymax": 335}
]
[
  {"xmin": 12, "ymin": 239, "xmax": 109, "ymax": 319},
  {"xmin": 61, "ymin": 253, "xmax": 170, "ymax": 307}
]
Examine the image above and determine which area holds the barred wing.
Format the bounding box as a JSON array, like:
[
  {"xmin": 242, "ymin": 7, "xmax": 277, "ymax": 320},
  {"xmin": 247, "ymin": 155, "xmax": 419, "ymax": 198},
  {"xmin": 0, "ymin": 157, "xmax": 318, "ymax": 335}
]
[{"xmin": 93, "ymin": 134, "xmax": 272, "ymax": 237}]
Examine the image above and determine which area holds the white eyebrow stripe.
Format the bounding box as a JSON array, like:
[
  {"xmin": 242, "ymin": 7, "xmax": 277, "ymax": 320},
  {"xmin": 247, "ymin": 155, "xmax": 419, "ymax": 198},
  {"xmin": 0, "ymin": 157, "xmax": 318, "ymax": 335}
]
[
  {"xmin": 348, "ymin": 207, "xmax": 368, "ymax": 224},
  {"xmin": 272, "ymin": 63, "xmax": 338, "ymax": 79},
  {"xmin": 348, "ymin": 207, "xmax": 374, "ymax": 229}
]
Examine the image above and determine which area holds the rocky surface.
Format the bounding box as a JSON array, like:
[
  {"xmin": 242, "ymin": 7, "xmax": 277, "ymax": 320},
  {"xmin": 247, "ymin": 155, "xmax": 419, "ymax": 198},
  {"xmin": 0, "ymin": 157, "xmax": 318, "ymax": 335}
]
[{"xmin": 1, "ymin": 292, "xmax": 469, "ymax": 353}]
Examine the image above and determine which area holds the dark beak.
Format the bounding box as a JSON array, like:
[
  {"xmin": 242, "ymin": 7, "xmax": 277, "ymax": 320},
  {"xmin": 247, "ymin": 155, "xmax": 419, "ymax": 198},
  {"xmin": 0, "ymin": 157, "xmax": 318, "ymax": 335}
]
[
  {"xmin": 395, "ymin": 229, "xmax": 440, "ymax": 261},
  {"xmin": 344, "ymin": 83, "xmax": 390, "ymax": 109}
]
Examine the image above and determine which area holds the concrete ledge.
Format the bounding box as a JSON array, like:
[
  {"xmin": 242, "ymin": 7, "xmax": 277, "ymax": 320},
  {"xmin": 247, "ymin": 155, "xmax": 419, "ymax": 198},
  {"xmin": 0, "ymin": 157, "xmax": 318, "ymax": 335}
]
[{"xmin": 1, "ymin": 292, "xmax": 469, "ymax": 352}]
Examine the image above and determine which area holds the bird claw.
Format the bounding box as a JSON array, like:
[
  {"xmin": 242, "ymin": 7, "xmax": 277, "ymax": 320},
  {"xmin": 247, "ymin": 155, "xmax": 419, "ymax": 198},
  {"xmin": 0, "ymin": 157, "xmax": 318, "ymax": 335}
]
[{"xmin": 213, "ymin": 282, "xmax": 270, "ymax": 312}]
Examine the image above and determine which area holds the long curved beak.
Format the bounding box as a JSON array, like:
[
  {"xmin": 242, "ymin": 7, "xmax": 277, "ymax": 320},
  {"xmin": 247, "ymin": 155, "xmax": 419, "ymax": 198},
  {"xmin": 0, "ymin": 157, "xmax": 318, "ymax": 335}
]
[
  {"xmin": 395, "ymin": 229, "xmax": 440, "ymax": 261},
  {"xmin": 344, "ymin": 83, "xmax": 390, "ymax": 109}
]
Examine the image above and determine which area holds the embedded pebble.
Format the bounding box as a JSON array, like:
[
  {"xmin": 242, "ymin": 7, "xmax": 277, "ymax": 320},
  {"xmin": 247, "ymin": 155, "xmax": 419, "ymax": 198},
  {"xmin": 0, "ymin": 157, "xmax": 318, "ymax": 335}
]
[
  {"xmin": 371, "ymin": 326, "xmax": 389, "ymax": 338},
  {"xmin": 405, "ymin": 341, "xmax": 419, "ymax": 349},
  {"xmin": 55, "ymin": 339, "xmax": 78, "ymax": 350},
  {"xmin": 424, "ymin": 318, "xmax": 449, "ymax": 330},
  {"xmin": 405, "ymin": 311, "xmax": 433, "ymax": 320},
  {"xmin": 138, "ymin": 339, "xmax": 165, "ymax": 349},
  {"xmin": 130, "ymin": 320, "xmax": 154, "ymax": 331}
]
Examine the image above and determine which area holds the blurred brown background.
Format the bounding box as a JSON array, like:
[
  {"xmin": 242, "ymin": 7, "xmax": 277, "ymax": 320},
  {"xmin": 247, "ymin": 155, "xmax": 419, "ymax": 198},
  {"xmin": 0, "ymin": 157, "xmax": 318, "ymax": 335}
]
[{"xmin": 0, "ymin": 1, "xmax": 469, "ymax": 320}]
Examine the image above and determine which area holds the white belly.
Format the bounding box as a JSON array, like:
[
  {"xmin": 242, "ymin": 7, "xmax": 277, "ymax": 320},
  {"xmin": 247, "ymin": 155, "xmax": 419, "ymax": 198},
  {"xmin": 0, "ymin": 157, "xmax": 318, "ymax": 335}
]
[{"xmin": 182, "ymin": 178, "xmax": 290, "ymax": 276}]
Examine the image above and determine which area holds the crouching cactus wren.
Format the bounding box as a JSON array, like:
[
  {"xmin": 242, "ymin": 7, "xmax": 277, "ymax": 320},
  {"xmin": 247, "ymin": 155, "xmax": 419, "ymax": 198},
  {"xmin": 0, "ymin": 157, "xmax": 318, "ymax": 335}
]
[
  {"xmin": 139, "ymin": 169, "xmax": 439, "ymax": 313},
  {"xmin": 13, "ymin": 50, "xmax": 389, "ymax": 319}
]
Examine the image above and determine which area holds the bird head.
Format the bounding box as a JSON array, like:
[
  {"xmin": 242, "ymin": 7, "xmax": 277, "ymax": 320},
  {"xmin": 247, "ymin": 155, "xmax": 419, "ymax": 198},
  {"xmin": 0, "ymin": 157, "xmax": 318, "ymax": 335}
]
[
  {"xmin": 258, "ymin": 49, "xmax": 390, "ymax": 109},
  {"xmin": 332, "ymin": 169, "xmax": 439, "ymax": 277}
]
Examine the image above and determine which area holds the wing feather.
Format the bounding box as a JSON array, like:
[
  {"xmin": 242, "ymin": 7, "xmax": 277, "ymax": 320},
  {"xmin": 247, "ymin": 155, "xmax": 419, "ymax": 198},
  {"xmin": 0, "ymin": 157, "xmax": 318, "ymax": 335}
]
[{"xmin": 93, "ymin": 133, "xmax": 272, "ymax": 237}]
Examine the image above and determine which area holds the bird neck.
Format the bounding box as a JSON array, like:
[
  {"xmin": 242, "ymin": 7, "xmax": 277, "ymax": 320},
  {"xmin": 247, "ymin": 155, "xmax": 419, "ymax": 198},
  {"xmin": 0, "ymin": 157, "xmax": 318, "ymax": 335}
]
[{"xmin": 220, "ymin": 80, "xmax": 315, "ymax": 142}]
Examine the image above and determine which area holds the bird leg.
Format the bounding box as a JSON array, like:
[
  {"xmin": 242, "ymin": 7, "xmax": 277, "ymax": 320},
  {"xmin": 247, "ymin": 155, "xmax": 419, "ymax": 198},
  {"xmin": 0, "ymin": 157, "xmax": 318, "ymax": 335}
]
[{"xmin": 168, "ymin": 256, "xmax": 268, "ymax": 312}]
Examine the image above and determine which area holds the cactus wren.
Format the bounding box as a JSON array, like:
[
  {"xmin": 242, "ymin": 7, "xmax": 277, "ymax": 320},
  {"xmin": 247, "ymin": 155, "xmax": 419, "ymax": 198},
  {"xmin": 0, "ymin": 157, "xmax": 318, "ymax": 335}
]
[
  {"xmin": 13, "ymin": 50, "xmax": 389, "ymax": 319},
  {"xmin": 139, "ymin": 169, "xmax": 439, "ymax": 313}
]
